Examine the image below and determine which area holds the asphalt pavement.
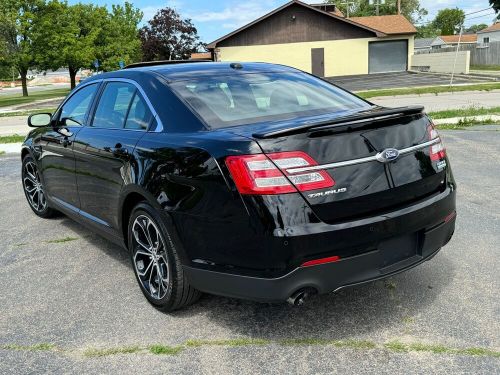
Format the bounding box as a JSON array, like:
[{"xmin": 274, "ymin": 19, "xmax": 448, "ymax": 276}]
[
  {"xmin": 329, "ymin": 71, "xmax": 497, "ymax": 91},
  {"xmin": 0, "ymin": 130, "xmax": 499, "ymax": 374}
]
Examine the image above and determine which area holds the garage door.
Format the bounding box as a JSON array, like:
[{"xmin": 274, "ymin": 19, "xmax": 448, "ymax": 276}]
[{"xmin": 369, "ymin": 40, "xmax": 408, "ymax": 74}]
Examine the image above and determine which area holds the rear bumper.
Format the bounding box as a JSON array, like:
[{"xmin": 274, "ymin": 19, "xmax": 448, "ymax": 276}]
[{"xmin": 184, "ymin": 214, "xmax": 456, "ymax": 302}]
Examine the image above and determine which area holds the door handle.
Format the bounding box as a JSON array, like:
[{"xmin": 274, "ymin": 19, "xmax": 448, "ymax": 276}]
[
  {"xmin": 60, "ymin": 138, "xmax": 72, "ymax": 147},
  {"xmin": 112, "ymin": 143, "xmax": 129, "ymax": 157}
]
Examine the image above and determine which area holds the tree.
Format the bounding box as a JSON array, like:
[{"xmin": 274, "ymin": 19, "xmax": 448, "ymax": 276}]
[
  {"xmin": 490, "ymin": 1, "xmax": 500, "ymax": 19},
  {"xmin": 97, "ymin": 2, "xmax": 143, "ymax": 71},
  {"xmin": 433, "ymin": 8, "xmax": 465, "ymax": 35},
  {"xmin": 416, "ymin": 24, "xmax": 440, "ymax": 38},
  {"xmin": 330, "ymin": 0, "xmax": 427, "ymax": 23},
  {"xmin": 465, "ymin": 24, "xmax": 488, "ymax": 33},
  {"xmin": 34, "ymin": 1, "xmax": 106, "ymax": 89},
  {"xmin": 0, "ymin": 0, "xmax": 44, "ymax": 96},
  {"xmin": 139, "ymin": 8, "xmax": 204, "ymax": 61}
]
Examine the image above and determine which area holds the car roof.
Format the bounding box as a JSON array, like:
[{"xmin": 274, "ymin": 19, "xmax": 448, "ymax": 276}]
[{"xmin": 84, "ymin": 62, "xmax": 300, "ymax": 84}]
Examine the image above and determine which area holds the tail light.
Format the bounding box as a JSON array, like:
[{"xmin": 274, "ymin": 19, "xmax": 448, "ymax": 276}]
[
  {"xmin": 225, "ymin": 151, "xmax": 334, "ymax": 195},
  {"xmin": 428, "ymin": 122, "xmax": 446, "ymax": 161}
]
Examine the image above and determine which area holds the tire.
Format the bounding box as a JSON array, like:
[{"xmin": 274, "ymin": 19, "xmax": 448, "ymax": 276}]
[
  {"xmin": 22, "ymin": 155, "xmax": 57, "ymax": 218},
  {"xmin": 128, "ymin": 202, "xmax": 201, "ymax": 311}
]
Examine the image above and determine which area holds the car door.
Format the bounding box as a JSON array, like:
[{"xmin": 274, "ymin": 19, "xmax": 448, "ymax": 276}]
[
  {"xmin": 39, "ymin": 82, "xmax": 100, "ymax": 208},
  {"xmin": 73, "ymin": 80, "xmax": 154, "ymax": 232}
]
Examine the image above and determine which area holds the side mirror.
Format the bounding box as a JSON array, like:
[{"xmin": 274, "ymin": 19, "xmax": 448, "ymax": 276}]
[{"xmin": 28, "ymin": 113, "xmax": 52, "ymax": 127}]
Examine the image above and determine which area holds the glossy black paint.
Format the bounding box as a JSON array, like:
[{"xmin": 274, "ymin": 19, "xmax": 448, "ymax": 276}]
[{"xmin": 22, "ymin": 62, "xmax": 457, "ymax": 302}]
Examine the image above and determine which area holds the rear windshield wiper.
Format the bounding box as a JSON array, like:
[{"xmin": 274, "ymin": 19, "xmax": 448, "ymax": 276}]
[{"xmin": 252, "ymin": 106, "xmax": 425, "ymax": 139}]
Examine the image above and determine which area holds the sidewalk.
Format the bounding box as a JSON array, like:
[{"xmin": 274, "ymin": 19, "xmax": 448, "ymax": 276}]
[{"xmin": 370, "ymin": 90, "xmax": 500, "ymax": 112}]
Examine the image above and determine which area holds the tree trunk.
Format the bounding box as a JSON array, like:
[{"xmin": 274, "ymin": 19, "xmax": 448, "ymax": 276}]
[
  {"xmin": 69, "ymin": 67, "xmax": 77, "ymax": 89},
  {"xmin": 19, "ymin": 69, "xmax": 28, "ymax": 97}
]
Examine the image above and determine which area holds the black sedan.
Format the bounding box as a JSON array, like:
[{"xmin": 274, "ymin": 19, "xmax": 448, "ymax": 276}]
[{"xmin": 22, "ymin": 61, "xmax": 456, "ymax": 311}]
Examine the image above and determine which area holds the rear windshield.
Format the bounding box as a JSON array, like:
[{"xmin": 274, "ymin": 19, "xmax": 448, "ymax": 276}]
[{"xmin": 170, "ymin": 72, "xmax": 370, "ymax": 129}]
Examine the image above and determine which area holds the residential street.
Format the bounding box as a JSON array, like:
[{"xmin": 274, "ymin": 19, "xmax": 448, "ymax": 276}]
[{"xmin": 0, "ymin": 129, "xmax": 499, "ymax": 374}]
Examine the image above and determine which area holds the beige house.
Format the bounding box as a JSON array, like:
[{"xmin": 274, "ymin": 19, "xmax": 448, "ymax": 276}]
[{"xmin": 207, "ymin": 0, "xmax": 417, "ymax": 77}]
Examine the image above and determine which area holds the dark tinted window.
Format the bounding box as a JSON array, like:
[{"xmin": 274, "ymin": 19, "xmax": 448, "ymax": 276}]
[
  {"xmin": 93, "ymin": 82, "xmax": 135, "ymax": 129},
  {"xmin": 60, "ymin": 84, "xmax": 98, "ymax": 126},
  {"xmin": 170, "ymin": 72, "xmax": 371, "ymax": 128},
  {"xmin": 124, "ymin": 92, "xmax": 153, "ymax": 130}
]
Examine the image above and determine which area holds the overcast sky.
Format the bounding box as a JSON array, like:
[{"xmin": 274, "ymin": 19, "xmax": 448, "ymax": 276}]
[{"xmin": 70, "ymin": 1, "xmax": 498, "ymax": 43}]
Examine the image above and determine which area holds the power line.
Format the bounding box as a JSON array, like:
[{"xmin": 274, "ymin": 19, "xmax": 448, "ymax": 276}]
[
  {"xmin": 465, "ymin": 12, "xmax": 496, "ymax": 22},
  {"xmin": 464, "ymin": 7, "xmax": 493, "ymax": 16}
]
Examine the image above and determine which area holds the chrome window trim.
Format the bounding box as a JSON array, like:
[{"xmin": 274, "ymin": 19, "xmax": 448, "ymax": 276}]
[
  {"xmin": 93, "ymin": 78, "xmax": 164, "ymax": 132},
  {"xmin": 61, "ymin": 77, "xmax": 164, "ymax": 133},
  {"xmin": 286, "ymin": 138, "xmax": 441, "ymax": 174}
]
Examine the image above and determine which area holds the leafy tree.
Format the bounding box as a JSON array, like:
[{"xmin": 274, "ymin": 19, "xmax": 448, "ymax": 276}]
[
  {"xmin": 0, "ymin": 0, "xmax": 44, "ymax": 96},
  {"xmin": 490, "ymin": 0, "xmax": 500, "ymax": 19},
  {"xmin": 416, "ymin": 24, "xmax": 440, "ymax": 38},
  {"xmin": 330, "ymin": 0, "xmax": 428, "ymax": 23},
  {"xmin": 34, "ymin": 1, "xmax": 106, "ymax": 89},
  {"xmin": 465, "ymin": 24, "xmax": 488, "ymax": 33},
  {"xmin": 433, "ymin": 8, "xmax": 465, "ymax": 36},
  {"xmin": 140, "ymin": 8, "xmax": 204, "ymax": 61},
  {"xmin": 97, "ymin": 2, "xmax": 143, "ymax": 71}
]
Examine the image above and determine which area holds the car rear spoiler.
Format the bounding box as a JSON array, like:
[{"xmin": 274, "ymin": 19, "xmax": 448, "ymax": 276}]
[{"xmin": 252, "ymin": 106, "xmax": 425, "ymax": 139}]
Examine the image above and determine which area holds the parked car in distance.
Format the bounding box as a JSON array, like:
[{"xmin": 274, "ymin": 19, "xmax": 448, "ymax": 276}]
[{"xmin": 22, "ymin": 61, "xmax": 456, "ymax": 311}]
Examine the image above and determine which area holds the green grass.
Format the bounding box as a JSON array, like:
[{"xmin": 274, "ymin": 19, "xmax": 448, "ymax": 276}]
[
  {"xmin": 428, "ymin": 106, "xmax": 500, "ymax": 119},
  {"xmin": 148, "ymin": 345, "xmax": 184, "ymax": 355},
  {"xmin": 0, "ymin": 88, "xmax": 69, "ymax": 108},
  {"xmin": 0, "ymin": 151, "xmax": 5, "ymax": 156},
  {"xmin": 186, "ymin": 338, "xmax": 270, "ymax": 348},
  {"xmin": 84, "ymin": 346, "xmax": 142, "ymax": 357},
  {"xmin": 45, "ymin": 236, "xmax": 78, "ymax": 244},
  {"xmin": 471, "ymin": 65, "xmax": 500, "ymax": 71},
  {"xmin": 436, "ymin": 118, "xmax": 500, "ymax": 130},
  {"xmin": 1, "ymin": 343, "xmax": 55, "ymax": 351},
  {"xmin": 384, "ymin": 341, "xmax": 500, "ymax": 357},
  {"xmin": 0, "ymin": 108, "xmax": 57, "ymax": 118},
  {"xmin": 1, "ymin": 339, "xmax": 499, "ymax": 358},
  {"xmin": 0, "ymin": 134, "xmax": 25, "ymax": 144},
  {"xmin": 356, "ymin": 82, "xmax": 500, "ymax": 99}
]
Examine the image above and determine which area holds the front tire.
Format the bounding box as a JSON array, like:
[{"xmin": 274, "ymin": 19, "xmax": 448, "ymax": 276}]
[
  {"xmin": 22, "ymin": 155, "xmax": 57, "ymax": 218},
  {"xmin": 128, "ymin": 203, "xmax": 201, "ymax": 311}
]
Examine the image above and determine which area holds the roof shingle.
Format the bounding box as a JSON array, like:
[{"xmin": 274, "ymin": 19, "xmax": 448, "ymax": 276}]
[
  {"xmin": 439, "ymin": 34, "xmax": 477, "ymax": 44},
  {"xmin": 350, "ymin": 15, "xmax": 416, "ymax": 35}
]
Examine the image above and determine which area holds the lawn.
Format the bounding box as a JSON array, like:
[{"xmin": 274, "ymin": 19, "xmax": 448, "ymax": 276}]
[
  {"xmin": 356, "ymin": 82, "xmax": 500, "ymax": 99},
  {"xmin": 428, "ymin": 106, "xmax": 500, "ymax": 119},
  {"xmin": 0, "ymin": 135, "xmax": 25, "ymax": 144},
  {"xmin": 470, "ymin": 65, "xmax": 500, "ymax": 71},
  {"xmin": 0, "ymin": 88, "xmax": 69, "ymax": 108}
]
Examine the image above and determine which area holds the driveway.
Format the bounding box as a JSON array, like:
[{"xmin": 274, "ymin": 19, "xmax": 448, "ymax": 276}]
[
  {"xmin": 0, "ymin": 129, "xmax": 499, "ymax": 374},
  {"xmin": 328, "ymin": 72, "xmax": 495, "ymax": 91}
]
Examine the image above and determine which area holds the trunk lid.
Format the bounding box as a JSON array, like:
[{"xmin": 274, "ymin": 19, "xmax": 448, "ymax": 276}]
[{"xmin": 231, "ymin": 107, "xmax": 447, "ymax": 224}]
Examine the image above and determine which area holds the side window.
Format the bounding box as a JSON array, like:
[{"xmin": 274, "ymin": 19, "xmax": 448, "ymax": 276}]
[
  {"xmin": 60, "ymin": 84, "xmax": 98, "ymax": 126},
  {"xmin": 92, "ymin": 82, "xmax": 135, "ymax": 129},
  {"xmin": 124, "ymin": 92, "xmax": 153, "ymax": 130}
]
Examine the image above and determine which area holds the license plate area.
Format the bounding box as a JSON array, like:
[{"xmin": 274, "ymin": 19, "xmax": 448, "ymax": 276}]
[{"xmin": 378, "ymin": 233, "xmax": 420, "ymax": 271}]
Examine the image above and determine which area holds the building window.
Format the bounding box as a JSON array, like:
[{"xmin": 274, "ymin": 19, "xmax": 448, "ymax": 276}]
[{"xmin": 483, "ymin": 37, "xmax": 490, "ymax": 45}]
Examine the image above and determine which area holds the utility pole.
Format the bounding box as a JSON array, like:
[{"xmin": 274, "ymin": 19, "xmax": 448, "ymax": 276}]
[
  {"xmin": 450, "ymin": 24, "xmax": 464, "ymax": 87},
  {"xmin": 397, "ymin": 0, "xmax": 401, "ymax": 15},
  {"xmin": 369, "ymin": 0, "xmax": 386, "ymax": 16},
  {"xmin": 341, "ymin": 1, "xmax": 354, "ymax": 18}
]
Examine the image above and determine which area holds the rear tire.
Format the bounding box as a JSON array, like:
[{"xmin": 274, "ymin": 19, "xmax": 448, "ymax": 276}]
[
  {"xmin": 128, "ymin": 202, "xmax": 201, "ymax": 311},
  {"xmin": 22, "ymin": 155, "xmax": 57, "ymax": 218}
]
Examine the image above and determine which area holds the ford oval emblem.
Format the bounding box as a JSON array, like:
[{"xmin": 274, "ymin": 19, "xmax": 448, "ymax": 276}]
[{"xmin": 376, "ymin": 148, "xmax": 400, "ymax": 163}]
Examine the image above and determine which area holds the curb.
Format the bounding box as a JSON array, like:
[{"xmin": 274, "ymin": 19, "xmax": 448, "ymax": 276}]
[{"xmin": 0, "ymin": 143, "xmax": 22, "ymax": 155}]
